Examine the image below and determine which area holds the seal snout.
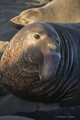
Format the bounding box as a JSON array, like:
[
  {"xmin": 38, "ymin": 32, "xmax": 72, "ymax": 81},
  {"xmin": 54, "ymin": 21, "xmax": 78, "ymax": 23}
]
[
  {"xmin": 9, "ymin": 17, "xmax": 24, "ymax": 29},
  {"xmin": 23, "ymin": 44, "xmax": 43, "ymax": 75}
]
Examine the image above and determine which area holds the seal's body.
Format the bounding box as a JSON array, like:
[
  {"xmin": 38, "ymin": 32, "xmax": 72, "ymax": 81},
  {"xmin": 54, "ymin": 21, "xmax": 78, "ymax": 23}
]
[
  {"xmin": 10, "ymin": 0, "xmax": 80, "ymax": 29},
  {"xmin": 1, "ymin": 23, "xmax": 80, "ymax": 107}
]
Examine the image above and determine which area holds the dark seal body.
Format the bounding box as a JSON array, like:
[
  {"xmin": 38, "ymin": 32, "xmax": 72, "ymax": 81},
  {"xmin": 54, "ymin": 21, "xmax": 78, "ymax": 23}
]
[{"xmin": 1, "ymin": 22, "xmax": 80, "ymax": 107}]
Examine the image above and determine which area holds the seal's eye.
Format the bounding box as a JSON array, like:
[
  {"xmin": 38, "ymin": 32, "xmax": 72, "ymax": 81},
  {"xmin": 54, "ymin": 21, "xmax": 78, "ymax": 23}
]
[{"xmin": 34, "ymin": 34, "xmax": 40, "ymax": 39}]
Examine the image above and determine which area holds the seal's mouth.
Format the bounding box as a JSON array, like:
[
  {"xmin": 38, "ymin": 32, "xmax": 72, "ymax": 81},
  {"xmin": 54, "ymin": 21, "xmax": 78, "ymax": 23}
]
[
  {"xmin": 9, "ymin": 20, "xmax": 24, "ymax": 29},
  {"xmin": 9, "ymin": 16, "xmax": 29, "ymax": 30}
]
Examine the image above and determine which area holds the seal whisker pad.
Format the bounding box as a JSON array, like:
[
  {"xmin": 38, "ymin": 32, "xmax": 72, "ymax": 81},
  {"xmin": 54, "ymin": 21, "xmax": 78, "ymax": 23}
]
[{"xmin": 1, "ymin": 22, "xmax": 80, "ymax": 106}]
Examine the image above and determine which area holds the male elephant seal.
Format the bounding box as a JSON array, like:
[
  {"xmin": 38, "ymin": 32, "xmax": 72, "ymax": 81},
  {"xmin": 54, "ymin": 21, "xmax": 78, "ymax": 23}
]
[
  {"xmin": 1, "ymin": 22, "xmax": 80, "ymax": 107},
  {"xmin": 10, "ymin": 0, "xmax": 80, "ymax": 29}
]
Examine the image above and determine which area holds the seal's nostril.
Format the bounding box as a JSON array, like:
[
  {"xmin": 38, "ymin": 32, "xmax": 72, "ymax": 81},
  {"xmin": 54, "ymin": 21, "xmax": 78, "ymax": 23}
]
[
  {"xmin": 22, "ymin": 19, "xmax": 29, "ymax": 24},
  {"xmin": 9, "ymin": 20, "xmax": 24, "ymax": 29},
  {"xmin": 34, "ymin": 34, "xmax": 40, "ymax": 39}
]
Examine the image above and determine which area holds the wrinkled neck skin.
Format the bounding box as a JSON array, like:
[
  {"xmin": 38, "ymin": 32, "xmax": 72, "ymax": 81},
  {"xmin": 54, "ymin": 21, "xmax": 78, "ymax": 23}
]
[
  {"xmin": 47, "ymin": 24, "xmax": 80, "ymax": 107},
  {"xmin": 22, "ymin": 25, "xmax": 79, "ymax": 107}
]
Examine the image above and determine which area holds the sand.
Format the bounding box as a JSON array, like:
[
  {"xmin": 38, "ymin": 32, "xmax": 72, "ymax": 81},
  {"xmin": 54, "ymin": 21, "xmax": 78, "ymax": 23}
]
[{"xmin": 0, "ymin": 0, "xmax": 61, "ymax": 118}]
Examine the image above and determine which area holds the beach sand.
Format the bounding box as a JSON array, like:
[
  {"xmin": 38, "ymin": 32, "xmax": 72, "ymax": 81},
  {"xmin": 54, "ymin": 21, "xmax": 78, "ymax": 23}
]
[{"xmin": 0, "ymin": 0, "xmax": 60, "ymax": 117}]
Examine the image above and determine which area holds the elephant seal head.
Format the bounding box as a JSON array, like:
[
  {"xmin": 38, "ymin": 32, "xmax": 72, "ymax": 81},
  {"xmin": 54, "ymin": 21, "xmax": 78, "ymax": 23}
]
[{"xmin": 1, "ymin": 23, "xmax": 61, "ymax": 102}]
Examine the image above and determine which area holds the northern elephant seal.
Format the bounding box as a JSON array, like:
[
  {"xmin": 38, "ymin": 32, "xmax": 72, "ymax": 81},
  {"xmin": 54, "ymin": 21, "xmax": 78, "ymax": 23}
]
[
  {"xmin": 1, "ymin": 22, "xmax": 80, "ymax": 107},
  {"xmin": 10, "ymin": 0, "xmax": 80, "ymax": 29}
]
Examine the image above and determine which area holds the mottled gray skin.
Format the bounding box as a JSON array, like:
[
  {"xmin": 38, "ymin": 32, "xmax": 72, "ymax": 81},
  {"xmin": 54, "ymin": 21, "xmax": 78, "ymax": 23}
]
[{"xmin": 1, "ymin": 22, "xmax": 80, "ymax": 107}]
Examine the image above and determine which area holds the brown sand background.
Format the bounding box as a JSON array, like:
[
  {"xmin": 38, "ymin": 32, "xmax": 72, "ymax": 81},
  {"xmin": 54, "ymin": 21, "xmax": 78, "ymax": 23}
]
[{"xmin": 0, "ymin": 0, "xmax": 61, "ymax": 116}]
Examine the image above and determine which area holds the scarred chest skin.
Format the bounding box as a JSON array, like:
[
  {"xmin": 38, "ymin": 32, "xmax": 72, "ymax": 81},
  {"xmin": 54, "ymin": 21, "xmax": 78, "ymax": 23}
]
[{"xmin": 1, "ymin": 23, "xmax": 80, "ymax": 107}]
